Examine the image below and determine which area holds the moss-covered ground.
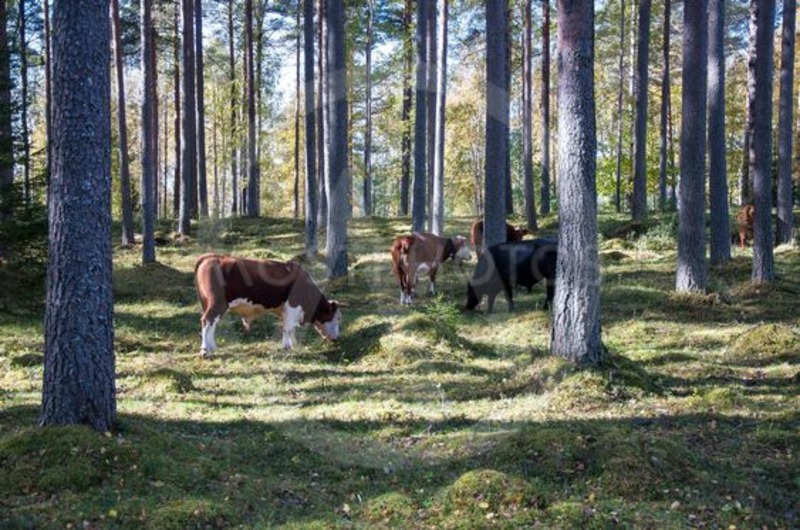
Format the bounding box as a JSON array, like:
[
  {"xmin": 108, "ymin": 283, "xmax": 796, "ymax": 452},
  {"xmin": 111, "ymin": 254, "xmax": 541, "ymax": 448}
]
[{"xmin": 1, "ymin": 213, "xmax": 798, "ymax": 528}]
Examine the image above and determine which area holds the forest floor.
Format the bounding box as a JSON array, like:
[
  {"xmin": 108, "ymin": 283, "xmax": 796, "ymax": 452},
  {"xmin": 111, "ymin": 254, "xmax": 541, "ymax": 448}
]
[{"xmin": 0, "ymin": 212, "xmax": 798, "ymax": 529}]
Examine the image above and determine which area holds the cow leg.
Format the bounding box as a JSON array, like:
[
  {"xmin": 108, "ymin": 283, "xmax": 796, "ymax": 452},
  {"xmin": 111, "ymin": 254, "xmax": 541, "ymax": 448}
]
[
  {"xmin": 428, "ymin": 268, "xmax": 438, "ymax": 296},
  {"xmin": 739, "ymin": 230, "xmax": 746, "ymax": 250},
  {"xmin": 486, "ymin": 293, "xmax": 497, "ymax": 314},
  {"xmin": 200, "ymin": 313, "xmax": 222, "ymax": 356},
  {"xmin": 503, "ymin": 284, "xmax": 515, "ymax": 312},
  {"xmin": 281, "ymin": 303, "xmax": 305, "ymax": 350},
  {"xmin": 544, "ymin": 281, "xmax": 555, "ymax": 310}
]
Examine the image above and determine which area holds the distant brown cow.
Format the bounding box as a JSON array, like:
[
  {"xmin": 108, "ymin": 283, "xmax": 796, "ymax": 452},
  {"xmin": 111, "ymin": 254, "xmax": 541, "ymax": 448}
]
[
  {"xmin": 736, "ymin": 205, "xmax": 755, "ymax": 249},
  {"xmin": 390, "ymin": 232, "xmax": 472, "ymax": 305},
  {"xmin": 195, "ymin": 254, "xmax": 341, "ymax": 355},
  {"xmin": 470, "ymin": 220, "xmax": 530, "ymax": 258}
]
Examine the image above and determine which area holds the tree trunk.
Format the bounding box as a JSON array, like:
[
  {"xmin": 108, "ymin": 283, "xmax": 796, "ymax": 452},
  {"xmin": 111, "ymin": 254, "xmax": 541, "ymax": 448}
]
[
  {"xmin": 195, "ymin": 0, "xmax": 208, "ymax": 219},
  {"xmin": 227, "ymin": 0, "xmax": 238, "ymax": 216},
  {"xmin": 163, "ymin": 92, "xmax": 169, "ymax": 217},
  {"xmin": 41, "ymin": 0, "xmax": 115, "ymax": 431},
  {"xmin": 179, "ymin": 0, "xmax": 197, "ymax": 234},
  {"xmin": 141, "ymin": 0, "xmax": 156, "ymax": 264},
  {"xmin": 173, "ymin": 2, "xmax": 181, "ymax": 218},
  {"xmin": 484, "ymin": 0, "xmax": 508, "ymax": 249},
  {"xmin": 521, "ymin": 0, "xmax": 537, "ymax": 231},
  {"xmin": 658, "ymin": 0, "xmax": 670, "ymax": 211},
  {"xmin": 749, "ymin": 0, "xmax": 775, "ymax": 283},
  {"xmin": 325, "ymin": 0, "xmax": 349, "ymax": 278},
  {"xmin": 212, "ymin": 99, "xmax": 219, "ymax": 217},
  {"xmin": 676, "ymin": 0, "xmax": 708, "ymax": 292},
  {"xmin": 111, "ymin": 0, "xmax": 135, "ymax": 246},
  {"xmin": 431, "ymin": 0, "xmax": 448, "ymax": 236},
  {"xmin": 411, "ymin": 0, "xmax": 428, "ymax": 232},
  {"xmin": 245, "ymin": 0, "xmax": 259, "ymax": 217},
  {"xmin": 631, "ymin": 0, "xmax": 650, "ymax": 220},
  {"xmin": 503, "ymin": 2, "xmax": 513, "ymax": 216},
  {"xmin": 776, "ymin": 0, "xmax": 795, "ymax": 245},
  {"xmin": 294, "ymin": 3, "xmax": 301, "ymax": 219},
  {"xmin": 614, "ymin": 0, "xmax": 626, "ymax": 213},
  {"xmin": 316, "ymin": 0, "xmax": 328, "ymax": 230},
  {"xmin": 708, "ymin": 0, "xmax": 731, "ymax": 265},
  {"xmin": 43, "ymin": 0, "xmax": 52, "ymax": 191},
  {"xmin": 0, "ymin": 0, "xmax": 12, "ymax": 217},
  {"xmin": 19, "ymin": 0, "xmax": 30, "ymax": 206},
  {"xmin": 152, "ymin": 63, "xmax": 159, "ymax": 219},
  {"xmin": 551, "ymin": 0, "xmax": 603, "ymax": 365},
  {"xmin": 363, "ymin": 0, "xmax": 373, "ymax": 217},
  {"xmin": 399, "ymin": 0, "xmax": 412, "ymax": 216},
  {"xmin": 426, "ymin": 0, "xmax": 437, "ymax": 229},
  {"xmin": 540, "ymin": 0, "xmax": 551, "ymax": 215},
  {"xmin": 304, "ymin": 0, "xmax": 318, "ymax": 256}
]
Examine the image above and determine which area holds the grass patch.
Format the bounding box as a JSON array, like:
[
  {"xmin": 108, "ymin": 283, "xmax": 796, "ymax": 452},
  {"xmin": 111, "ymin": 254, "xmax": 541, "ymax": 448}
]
[{"xmin": 728, "ymin": 323, "xmax": 800, "ymax": 366}]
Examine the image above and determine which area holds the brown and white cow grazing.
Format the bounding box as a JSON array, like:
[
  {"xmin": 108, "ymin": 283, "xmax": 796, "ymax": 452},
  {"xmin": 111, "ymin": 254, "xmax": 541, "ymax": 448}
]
[
  {"xmin": 736, "ymin": 204, "xmax": 755, "ymax": 249},
  {"xmin": 194, "ymin": 254, "xmax": 341, "ymax": 355},
  {"xmin": 470, "ymin": 219, "xmax": 530, "ymax": 258},
  {"xmin": 390, "ymin": 232, "xmax": 472, "ymax": 305}
]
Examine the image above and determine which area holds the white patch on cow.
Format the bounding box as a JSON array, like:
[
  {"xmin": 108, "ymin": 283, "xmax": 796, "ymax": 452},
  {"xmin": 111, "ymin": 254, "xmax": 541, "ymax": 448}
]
[
  {"xmin": 316, "ymin": 309, "xmax": 341, "ymax": 340},
  {"xmin": 281, "ymin": 303, "xmax": 305, "ymax": 350},
  {"xmin": 416, "ymin": 263, "xmax": 432, "ymax": 277},
  {"xmin": 455, "ymin": 244, "xmax": 473, "ymax": 263},
  {"xmin": 428, "ymin": 280, "xmax": 436, "ymax": 295},
  {"xmin": 200, "ymin": 316, "xmax": 220, "ymax": 355}
]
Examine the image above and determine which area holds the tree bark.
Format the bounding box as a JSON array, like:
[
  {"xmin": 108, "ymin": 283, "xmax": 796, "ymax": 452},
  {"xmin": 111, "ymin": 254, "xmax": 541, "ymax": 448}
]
[
  {"xmin": 551, "ymin": 0, "xmax": 603, "ymax": 365},
  {"xmin": 316, "ymin": 0, "xmax": 328, "ymax": 230},
  {"xmin": 708, "ymin": 0, "xmax": 731, "ymax": 265},
  {"xmin": 431, "ymin": 0, "xmax": 448, "ymax": 236},
  {"xmin": 245, "ymin": 0, "xmax": 259, "ymax": 217},
  {"xmin": 195, "ymin": 0, "xmax": 208, "ymax": 219},
  {"xmin": 411, "ymin": 0, "xmax": 428, "ymax": 232},
  {"xmin": 0, "ymin": 0, "xmax": 12, "ymax": 217},
  {"xmin": 426, "ymin": 0, "xmax": 437, "ymax": 228},
  {"xmin": 179, "ymin": 0, "xmax": 197, "ymax": 234},
  {"xmin": 294, "ymin": 2, "xmax": 301, "ymax": 219},
  {"xmin": 676, "ymin": 0, "xmax": 708, "ymax": 292},
  {"xmin": 227, "ymin": 0, "xmax": 238, "ymax": 216},
  {"xmin": 173, "ymin": 2, "xmax": 181, "ymax": 218},
  {"xmin": 304, "ymin": 0, "xmax": 318, "ymax": 256},
  {"xmin": 41, "ymin": 0, "xmax": 115, "ymax": 431},
  {"xmin": 363, "ymin": 0, "xmax": 373, "ymax": 217},
  {"xmin": 141, "ymin": 0, "xmax": 156, "ymax": 264},
  {"xmin": 43, "ymin": 0, "xmax": 52, "ymax": 191},
  {"xmin": 540, "ymin": 0, "xmax": 551, "ymax": 215},
  {"xmin": 631, "ymin": 0, "xmax": 650, "ymax": 220},
  {"xmin": 749, "ymin": 0, "xmax": 775, "ymax": 283},
  {"xmin": 399, "ymin": 0, "xmax": 412, "ymax": 216},
  {"xmin": 658, "ymin": 0, "xmax": 671, "ymax": 211},
  {"xmin": 325, "ymin": 0, "xmax": 349, "ymax": 278},
  {"xmin": 484, "ymin": 0, "xmax": 509, "ymax": 249},
  {"xmin": 776, "ymin": 0, "xmax": 795, "ymax": 245},
  {"xmin": 19, "ymin": 0, "xmax": 30, "ymax": 206},
  {"xmin": 614, "ymin": 0, "xmax": 626, "ymax": 213},
  {"xmin": 521, "ymin": 0, "xmax": 537, "ymax": 231},
  {"xmin": 111, "ymin": 0, "xmax": 135, "ymax": 246}
]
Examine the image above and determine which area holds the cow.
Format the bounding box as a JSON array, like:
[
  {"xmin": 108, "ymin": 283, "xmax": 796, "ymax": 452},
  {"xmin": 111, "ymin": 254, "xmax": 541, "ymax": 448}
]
[
  {"xmin": 470, "ymin": 219, "xmax": 530, "ymax": 258},
  {"xmin": 466, "ymin": 238, "xmax": 557, "ymax": 313},
  {"xmin": 390, "ymin": 232, "xmax": 472, "ymax": 305},
  {"xmin": 736, "ymin": 204, "xmax": 755, "ymax": 249},
  {"xmin": 194, "ymin": 253, "xmax": 341, "ymax": 355}
]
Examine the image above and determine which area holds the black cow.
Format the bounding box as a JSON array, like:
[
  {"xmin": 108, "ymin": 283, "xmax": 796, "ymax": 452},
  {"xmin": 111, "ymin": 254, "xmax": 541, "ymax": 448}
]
[{"xmin": 465, "ymin": 239, "xmax": 558, "ymax": 313}]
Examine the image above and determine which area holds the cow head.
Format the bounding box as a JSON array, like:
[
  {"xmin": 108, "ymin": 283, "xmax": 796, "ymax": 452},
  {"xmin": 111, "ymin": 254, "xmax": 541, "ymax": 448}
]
[
  {"xmin": 314, "ymin": 300, "xmax": 342, "ymax": 340},
  {"xmin": 452, "ymin": 236, "xmax": 472, "ymax": 264}
]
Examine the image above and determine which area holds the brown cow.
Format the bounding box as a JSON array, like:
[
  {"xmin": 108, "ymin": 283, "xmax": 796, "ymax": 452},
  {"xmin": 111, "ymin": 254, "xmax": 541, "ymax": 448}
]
[
  {"xmin": 736, "ymin": 205, "xmax": 755, "ymax": 249},
  {"xmin": 470, "ymin": 220, "xmax": 530, "ymax": 258},
  {"xmin": 390, "ymin": 232, "xmax": 472, "ymax": 305},
  {"xmin": 195, "ymin": 254, "xmax": 341, "ymax": 355}
]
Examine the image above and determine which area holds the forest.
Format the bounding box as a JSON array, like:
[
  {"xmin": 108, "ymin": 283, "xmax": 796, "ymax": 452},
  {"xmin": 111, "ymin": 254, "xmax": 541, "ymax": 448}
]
[{"xmin": 0, "ymin": 0, "xmax": 799, "ymax": 528}]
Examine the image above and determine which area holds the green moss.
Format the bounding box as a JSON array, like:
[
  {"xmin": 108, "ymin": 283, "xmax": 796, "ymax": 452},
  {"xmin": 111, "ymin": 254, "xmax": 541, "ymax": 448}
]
[
  {"xmin": 9, "ymin": 352, "xmax": 42, "ymax": 368},
  {"xmin": 444, "ymin": 469, "xmax": 546, "ymax": 518},
  {"xmin": 357, "ymin": 492, "xmax": 418, "ymax": 527},
  {"xmin": 145, "ymin": 498, "xmax": 233, "ymax": 530},
  {"xmin": 143, "ymin": 368, "xmax": 196, "ymax": 394},
  {"xmin": 729, "ymin": 324, "xmax": 800, "ymax": 366}
]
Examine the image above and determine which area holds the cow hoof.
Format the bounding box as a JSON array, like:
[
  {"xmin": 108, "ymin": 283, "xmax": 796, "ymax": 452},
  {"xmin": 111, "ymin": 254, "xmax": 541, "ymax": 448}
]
[{"xmin": 200, "ymin": 349, "xmax": 212, "ymax": 358}]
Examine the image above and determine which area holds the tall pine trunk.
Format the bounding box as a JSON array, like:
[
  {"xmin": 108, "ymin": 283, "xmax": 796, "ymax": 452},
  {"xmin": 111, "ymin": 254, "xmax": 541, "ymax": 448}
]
[
  {"xmin": 540, "ymin": 0, "xmax": 551, "ymax": 215},
  {"xmin": 0, "ymin": 0, "xmax": 12, "ymax": 216},
  {"xmin": 316, "ymin": 0, "xmax": 328, "ymax": 230},
  {"xmin": 179, "ymin": 0, "xmax": 197, "ymax": 234},
  {"xmin": 294, "ymin": 4, "xmax": 301, "ymax": 219},
  {"xmin": 614, "ymin": 0, "xmax": 626, "ymax": 213},
  {"xmin": 141, "ymin": 0, "xmax": 156, "ymax": 264},
  {"xmin": 325, "ymin": 0, "xmax": 349, "ymax": 278},
  {"xmin": 363, "ymin": 0, "xmax": 373, "ymax": 217},
  {"xmin": 227, "ymin": 0, "xmax": 238, "ymax": 216},
  {"xmin": 708, "ymin": 0, "xmax": 731, "ymax": 265},
  {"xmin": 483, "ymin": 0, "xmax": 508, "ymax": 248},
  {"xmin": 551, "ymin": 0, "xmax": 603, "ymax": 365},
  {"xmin": 426, "ymin": 1, "xmax": 437, "ymax": 229},
  {"xmin": 776, "ymin": 0, "xmax": 795, "ymax": 245},
  {"xmin": 411, "ymin": 0, "xmax": 428, "ymax": 232},
  {"xmin": 111, "ymin": 0, "xmax": 135, "ymax": 246},
  {"xmin": 431, "ymin": 0, "xmax": 448, "ymax": 236},
  {"xmin": 195, "ymin": 0, "xmax": 208, "ymax": 219},
  {"xmin": 19, "ymin": 0, "xmax": 30, "ymax": 205},
  {"xmin": 173, "ymin": 3, "xmax": 181, "ymax": 218},
  {"xmin": 43, "ymin": 0, "xmax": 52, "ymax": 189},
  {"xmin": 658, "ymin": 0, "xmax": 671, "ymax": 211},
  {"xmin": 521, "ymin": 0, "xmax": 537, "ymax": 231},
  {"xmin": 41, "ymin": 0, "xmax": 115, "ymax": 431},
  {"xmin": 749, "ymin": 0, "xmax": 775, "ymax": 283},
  {"xmin": 245, "ymin": 0, "xmax": 259, "ymax": 217},
  {"xmin": 631, "ymin": 0, "xmax": 650, "ymax": 220},
  {"xmin": 399, "ymin": 0, "xmax": 412, "ymax": 216},
  {"xmin": 304, "ymin": 0, "xmax": 317, "ymax": 256},
  {"xmin": 676, "ymin": 0, "xmax": 709, "ymax": 292}
]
